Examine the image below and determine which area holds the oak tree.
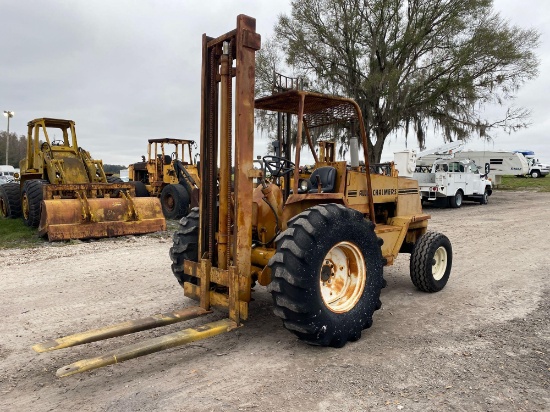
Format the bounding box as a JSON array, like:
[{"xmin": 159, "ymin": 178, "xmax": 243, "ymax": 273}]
[{"xmin": 257, "ymin": 0, "xmax": 540, "ymax": 162}]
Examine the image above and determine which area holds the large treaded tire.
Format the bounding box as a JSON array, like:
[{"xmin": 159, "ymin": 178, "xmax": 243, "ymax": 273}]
[
  {"xmin": 410, "ymin": 231, "xmax": 452, "ymax": 292},
  {"xmin": 169, "ymin": 208, "xmax": 199, "ymax": 286},
  {"xmin": 0, "ymin": 182, "xmax": 22, "ymax": 218},
  {"xmin": 129, "ymin": 181, "xmax": 149, "ymax": 197},
  {"xmin": 268, "ymin": 203, "xmax": 385, "ymax": 348},
  {"xmin": 161, "ymin": 184, "xmax": 190, "ymax": 220},
  {"xmin": 22, "ymin": 180, "xmax": 47, "ymax": 228}
]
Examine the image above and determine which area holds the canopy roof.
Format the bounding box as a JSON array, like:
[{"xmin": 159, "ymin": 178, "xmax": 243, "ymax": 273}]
[{"xmin": 255, "ymin": 90, "xmax": 360, "ymax": 129}]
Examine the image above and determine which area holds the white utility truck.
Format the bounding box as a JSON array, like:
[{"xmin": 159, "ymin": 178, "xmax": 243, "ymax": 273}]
[
  {"xmin": 396, "ymin": 143, "xmax": 493, "ymax": 208},
  {"xmin": 414, "ymin": 158, "xmax": 493, "ymax": 207}
]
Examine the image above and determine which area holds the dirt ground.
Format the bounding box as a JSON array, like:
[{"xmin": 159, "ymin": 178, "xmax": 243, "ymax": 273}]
[{"xmin": 0, "ymin": 190, "xmax": 549, "ymax": 412}]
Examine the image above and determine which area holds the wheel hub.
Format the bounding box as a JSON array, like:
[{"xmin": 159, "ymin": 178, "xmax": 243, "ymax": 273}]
[
  {"xmin": 165, "ymin": 195, "xmax": 175, "ymax": 210},
  {"xmin": 320, "ymin": 241, "xmax": 366, "ymax": 313},
  {"xmin": 432, "ymin": 246, "xmax": 448, "ymax": 281},
  {"xmin": 320, "ymin": 263, "xmax": 332, "ymax": 282}
]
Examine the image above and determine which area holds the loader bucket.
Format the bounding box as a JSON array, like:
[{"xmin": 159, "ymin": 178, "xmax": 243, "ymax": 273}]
[{"xmin": 39, "ymin": 196, "xmax": 166, "ymax": 241}]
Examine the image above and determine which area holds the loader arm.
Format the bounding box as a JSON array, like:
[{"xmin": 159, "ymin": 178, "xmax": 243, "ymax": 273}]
[{"xmin": 174, "ymin": 159, "xmax": 198, "ymax": 189}]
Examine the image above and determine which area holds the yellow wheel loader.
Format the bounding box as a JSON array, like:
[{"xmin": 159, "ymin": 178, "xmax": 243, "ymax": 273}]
[
  {"xmin": 33, "ymin": 16, "xmax": 452, "ymax": 377},
  {"xmin": 128, "ymin": 138, "xmax": 200, "ymax": 219},
  {"xmin": 0, "ymin": 118, "xmax": 165, "ymax": 240}
]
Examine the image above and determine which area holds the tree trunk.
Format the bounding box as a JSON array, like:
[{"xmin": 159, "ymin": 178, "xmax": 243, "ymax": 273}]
[{"xmin": 365, "ymin": 122, "xmax": 387, "ymax": 164}]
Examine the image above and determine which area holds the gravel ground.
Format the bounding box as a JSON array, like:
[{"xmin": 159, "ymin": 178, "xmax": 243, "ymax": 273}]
[{"xmin": 0, "ymin": 190, "xmax": 548, "ymax": 411}]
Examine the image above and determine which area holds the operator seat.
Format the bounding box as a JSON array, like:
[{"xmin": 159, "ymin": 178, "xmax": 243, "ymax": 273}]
[{"xmin": 308, "ymin": 166, "xmax": 337, "ymax": 193}]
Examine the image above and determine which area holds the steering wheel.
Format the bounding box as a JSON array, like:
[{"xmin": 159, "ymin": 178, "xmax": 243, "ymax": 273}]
[
  {"xmin": 263, "ymin": 155, "xmax": 295, "ymax": 178},
  {"xmin": 41, "ymin": 142, "xmax": 51, "ymax": 152}
]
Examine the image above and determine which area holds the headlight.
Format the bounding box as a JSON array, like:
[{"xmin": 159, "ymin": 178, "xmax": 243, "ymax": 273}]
[{"xmin": 299, "ymin": 179, "xmax": 310, "ymax": 192}]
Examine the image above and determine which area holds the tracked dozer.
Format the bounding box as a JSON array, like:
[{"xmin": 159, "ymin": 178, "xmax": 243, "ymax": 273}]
[
  {"xmin": 0, "ymin": 118, "xmax": 165, "ymax": 240},
  {"xmin": 33, "ymin": 15, "xmax": 452, "ymax": 377}
]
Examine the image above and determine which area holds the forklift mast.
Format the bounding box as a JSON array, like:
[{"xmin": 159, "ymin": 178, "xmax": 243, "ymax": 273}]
[{"xmin": 199, "ymin": 15, "xmax": 261, "ymax": 321}]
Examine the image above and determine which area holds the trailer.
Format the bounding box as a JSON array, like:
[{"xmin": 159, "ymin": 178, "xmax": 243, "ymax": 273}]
[{"xmin": 417, "ymin": 149, "xmax": 528, "ymax": 185}]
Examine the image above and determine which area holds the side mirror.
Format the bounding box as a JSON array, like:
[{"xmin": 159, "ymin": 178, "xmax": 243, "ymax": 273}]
[{"xmin": 484, "ymin": 163, "xmax": 490, "ymax": 175}]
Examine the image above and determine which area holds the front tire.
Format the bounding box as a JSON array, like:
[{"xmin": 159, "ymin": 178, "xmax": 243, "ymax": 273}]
[
  {"xmin": 0, "ymin": 182, "xmax": 22, "ymax": 218},
  {"xmin": 410, "ymin": 231, "xmax": 452, "ymax": 292},
  {"xmin": 161, "ymin": 184, "xmax": 190, "ymax": 220},
  {"xmin": 449, "ymin": 190, "xmax": 463, "ymax": 208},
  {"xmin": 479, "ymin": 188, "xmax": 489, "ymax": 205},
  {"xmin": 169, "ymin": 208, "xmax": 199, "ymax": 286},
  {"xmin": 530, "ymin": 170, "xmax": 540, "ymax": 178},
  {"xmin": 268, "ymin": 203, "xmax": 385, "ymax": 347},
  {"xmin": 22, "ymin": 180, "xmax": 46, "ymax": 227}
]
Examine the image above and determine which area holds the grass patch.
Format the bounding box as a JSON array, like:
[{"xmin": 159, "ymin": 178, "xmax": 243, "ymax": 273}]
[
  {"xmin": 0, "ymin": 219, "xmax": 45, "ymax": 249},
  {"xmin": 0, "ymin": 217, "xmax": 174, "ymax": 248},
  {"xmin": 495, "ymin": 176, "xmax": 550, "ymax": 192}
]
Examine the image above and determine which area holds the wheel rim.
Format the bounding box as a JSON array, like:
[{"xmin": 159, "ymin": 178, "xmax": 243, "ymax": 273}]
[
  {"xmin": 22, "ymin": 193, "xmax": 29, "ymax": 220},
  {"xmin": 165, "ymin": 194, "xmax": 175, "ymax": 211},
  {"xmin": 456, "ymin": 192, "xmax": 462, "ymax": 206},
  {"xmin": 432, "ymin": 246, "xmax": 448, "ymax": 281},
  {"xmin": 320, "ymin": 241, "xmax": 366, "ymax": 313}
]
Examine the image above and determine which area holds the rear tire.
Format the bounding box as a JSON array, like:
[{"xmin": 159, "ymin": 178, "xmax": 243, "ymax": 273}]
[
  {"xmin": 448, "ymin": 190, "xmax": 463, "ymax": 208},
  {"xmin": 161, "ymin": 184, "xmax": 190, "ymax": 220},
  {"xmin": 22, "ymin": 180, "xmax": 46, "ymax": 227},
  {"xmin": 169, "ymin": 208, "xmax": 199, "ymax": 286},
  {"xmin": 410, "ymin": 231, "xmax": 452, "ymax": 292},
  {"xmin": 268, "ymin": 203, "xmax": 385, "ymax": 347},
  {"xmin": 0, "ymin": 182, "xmax": 22, "ymax": 218}
]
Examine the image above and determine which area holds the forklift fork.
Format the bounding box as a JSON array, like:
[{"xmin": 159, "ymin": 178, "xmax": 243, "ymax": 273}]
[{"xmin": 32, "ymin": 14, "xmax": 259, "ymax": 378}]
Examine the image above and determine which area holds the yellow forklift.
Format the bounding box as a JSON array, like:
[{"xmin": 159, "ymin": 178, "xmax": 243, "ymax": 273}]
[{"xmin": 33, "ymin": 15, "xmax": 452, "ymax": 376}]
